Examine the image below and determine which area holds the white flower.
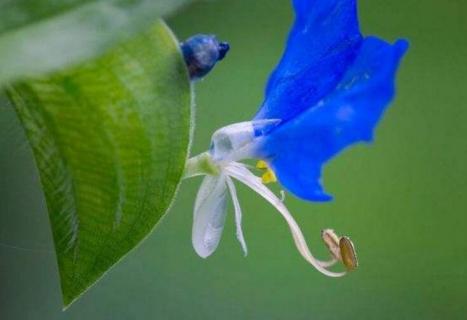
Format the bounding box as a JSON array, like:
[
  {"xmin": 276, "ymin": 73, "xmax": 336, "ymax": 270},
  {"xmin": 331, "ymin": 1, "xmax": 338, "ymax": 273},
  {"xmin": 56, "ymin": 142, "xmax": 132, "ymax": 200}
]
[{"xmin": 185, "ymin": 120, "xmax": 357, "ymax": 277}]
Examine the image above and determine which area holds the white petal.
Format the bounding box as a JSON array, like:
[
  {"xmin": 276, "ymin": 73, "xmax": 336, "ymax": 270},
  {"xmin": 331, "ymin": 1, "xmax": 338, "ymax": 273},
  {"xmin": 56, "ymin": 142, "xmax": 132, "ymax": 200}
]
[
  {"xmin": 210, "ymin": 119, "xmax": 280, "ymax": 163},
  {"xmin": 225, "ymin": 176, "xmax": 248, "ymax": 256},
  {"xmin": 192, "ymin": 174, "xmax": 228, "ymax": 258},
  {"xmin": 225, "ymin": 163, "xmax": 346, "ymax": 277}
]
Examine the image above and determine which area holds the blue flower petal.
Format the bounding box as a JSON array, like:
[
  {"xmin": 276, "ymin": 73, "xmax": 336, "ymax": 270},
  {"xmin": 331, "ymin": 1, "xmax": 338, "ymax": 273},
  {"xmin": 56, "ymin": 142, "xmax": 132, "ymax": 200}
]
[
  {"xmin": 255, "ymin": 0, "xmax": 362, "ymax": 121},
  {"xmin": 258, "ymin": 37, "xmax": 409, "ymax": 201}
]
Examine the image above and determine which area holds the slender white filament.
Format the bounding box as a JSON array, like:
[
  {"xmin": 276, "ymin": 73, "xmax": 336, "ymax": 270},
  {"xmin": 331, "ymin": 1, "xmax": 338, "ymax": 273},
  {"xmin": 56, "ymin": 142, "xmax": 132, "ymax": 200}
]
[
  {"xmin": 280, "ymin": 190, "xmax": 286, "ymax": 202},
  {"xmin": 224, "ymin": 162, "xmax": 345, "ymax": 277},
  {"xmin": 225, "ymin": 176, "xmax": 248, "ymax": 256}
]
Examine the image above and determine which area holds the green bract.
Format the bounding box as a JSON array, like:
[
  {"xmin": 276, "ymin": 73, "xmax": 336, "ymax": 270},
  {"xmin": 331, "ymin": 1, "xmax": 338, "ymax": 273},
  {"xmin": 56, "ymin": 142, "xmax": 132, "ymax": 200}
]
[{"xmin": 6, "ymin": 21, "xmax": 192, "ymax": 307}]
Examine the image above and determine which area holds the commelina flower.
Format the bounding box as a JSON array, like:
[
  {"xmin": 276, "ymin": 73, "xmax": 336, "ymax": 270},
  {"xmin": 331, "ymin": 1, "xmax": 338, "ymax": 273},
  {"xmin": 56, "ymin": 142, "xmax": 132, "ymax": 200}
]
[{"xmin": 184, "ymin": 0, "xmax": 408, "ymax": 277}]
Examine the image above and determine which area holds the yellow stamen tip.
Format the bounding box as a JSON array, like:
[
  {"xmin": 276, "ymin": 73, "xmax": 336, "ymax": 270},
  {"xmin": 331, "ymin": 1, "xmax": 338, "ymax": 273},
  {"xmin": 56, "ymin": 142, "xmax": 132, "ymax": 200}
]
[
  {"xmin": 256, "ymin": 160, "xmax": 268, "ymax": 169},
  {"xmin": 261, "ymin": 169, "xmax": 277, "ymax": 184}
]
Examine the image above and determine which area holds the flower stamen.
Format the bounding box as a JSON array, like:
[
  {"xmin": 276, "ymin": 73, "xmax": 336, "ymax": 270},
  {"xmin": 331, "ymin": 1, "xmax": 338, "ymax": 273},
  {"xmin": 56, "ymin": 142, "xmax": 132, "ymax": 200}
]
[
  {"xmin": 256, "ymin": 160, "xmax": 277, "ymax": 184},
  {"xmin": 225, "ymin": 175, "xmax": 248, "ymax": 256},
  {"xmin": 321, "ymin": 229, "xmax": 358, "ymax": 271},
  {"xmin": 256, "ymin": 160, "xmax": 268, "ymax": 169},
  {"xmin": 340, "ymin": 236, "xmax": 358, "ymax": 271},
  {"xmin": 225, "ymin": 162, "xmax": 346, "ymax": 277}
]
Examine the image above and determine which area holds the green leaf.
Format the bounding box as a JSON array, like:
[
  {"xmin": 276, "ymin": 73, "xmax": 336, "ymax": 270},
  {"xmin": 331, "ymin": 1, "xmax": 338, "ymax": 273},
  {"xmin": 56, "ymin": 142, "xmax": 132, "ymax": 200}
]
[
  {"xmin": 6, "ymin": 21, "xmax": 192, "ymax": 307},
  {"xmin": 0, "ymin": 0, "xmax": 192, "ymax": 85}
]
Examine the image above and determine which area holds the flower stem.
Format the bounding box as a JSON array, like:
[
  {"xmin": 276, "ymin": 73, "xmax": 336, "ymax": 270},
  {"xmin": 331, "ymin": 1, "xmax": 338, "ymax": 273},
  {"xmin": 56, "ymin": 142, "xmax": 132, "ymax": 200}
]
[{"xmin": 183, "ymin": 152, "xmax": 219, "ymax": 179}]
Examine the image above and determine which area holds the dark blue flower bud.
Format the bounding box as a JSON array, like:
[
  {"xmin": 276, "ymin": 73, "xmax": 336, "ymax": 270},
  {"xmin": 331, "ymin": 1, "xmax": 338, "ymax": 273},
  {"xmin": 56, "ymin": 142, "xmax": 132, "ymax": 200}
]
[{"xmin": 180, "ymin": 34, "xmax": 230, "ymax": 80}]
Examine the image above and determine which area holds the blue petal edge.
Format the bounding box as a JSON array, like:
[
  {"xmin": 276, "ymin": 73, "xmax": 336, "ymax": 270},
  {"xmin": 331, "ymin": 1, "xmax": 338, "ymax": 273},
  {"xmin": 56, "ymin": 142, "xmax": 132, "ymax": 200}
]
[
  {"xmin": 255, "ymin": 0, "xmax": 362, "ymax": 122},
  {"xmin": 260, "ymin": 37, "xmax": 409, "ymax": 201}
]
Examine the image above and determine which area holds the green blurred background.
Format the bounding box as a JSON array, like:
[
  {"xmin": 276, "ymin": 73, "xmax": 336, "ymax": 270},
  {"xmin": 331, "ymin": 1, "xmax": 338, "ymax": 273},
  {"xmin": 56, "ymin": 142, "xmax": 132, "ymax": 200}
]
[{"xmin": 1, "ymin": 0, "xmax": 467, "ymax": 319}]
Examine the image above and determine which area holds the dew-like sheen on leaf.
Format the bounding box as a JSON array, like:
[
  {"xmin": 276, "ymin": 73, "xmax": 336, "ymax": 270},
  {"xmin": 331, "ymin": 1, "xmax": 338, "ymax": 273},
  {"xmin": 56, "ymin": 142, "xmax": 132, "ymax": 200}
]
[{"xmin": 6, "ymin": 21, "xmax": 192, "ymax": 307}]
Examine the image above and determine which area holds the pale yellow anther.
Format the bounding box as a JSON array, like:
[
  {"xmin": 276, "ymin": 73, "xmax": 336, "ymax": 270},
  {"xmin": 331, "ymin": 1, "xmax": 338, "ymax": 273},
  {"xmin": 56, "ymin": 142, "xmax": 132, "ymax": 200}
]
[
  {"xmin": 256, "ymin": 160, "xmax": 268, "ymax": 169},
  {"xmin": 256, "ymin": 160, "xmax": 277, "ymax": 184},
  {"xmin": 340, "ymin": 237, "xmax": 358, "ymax": 271},
  {"xmin": 321, "ymin": 229, "xmax": 358, "ymax": 272},
  {"xmin": 261, "ymin": 169, "xmax": 277, "ymax": 184}
]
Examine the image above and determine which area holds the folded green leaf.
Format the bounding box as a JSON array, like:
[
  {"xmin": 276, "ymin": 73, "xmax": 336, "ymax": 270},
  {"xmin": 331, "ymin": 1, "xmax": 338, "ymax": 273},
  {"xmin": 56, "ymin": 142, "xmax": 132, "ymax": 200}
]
[
  {"xmin": 0, "ymin": 0, "xmax": 192, "ymax": 85},
  {"xmin": 6, "ymin": 21, "xmax": 192, "ymax": 307}
]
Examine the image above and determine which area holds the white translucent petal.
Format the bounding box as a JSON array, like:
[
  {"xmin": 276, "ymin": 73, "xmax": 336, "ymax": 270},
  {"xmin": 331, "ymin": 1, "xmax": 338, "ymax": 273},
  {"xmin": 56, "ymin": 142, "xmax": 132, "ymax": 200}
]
[
  {"xmin": 225, "ymin": 176, "xmax": 248, "ymax": 256},
  {"xmin": 210, "ymin": 119, "xmax": 281, "ymax": 163},
  {"xmin": 224, "ymin": 163, "xmax": 346, "ymax": 277},
  {"xmin": 192, "ymin": 174, "xmax": 228, "ymax": 258}
]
